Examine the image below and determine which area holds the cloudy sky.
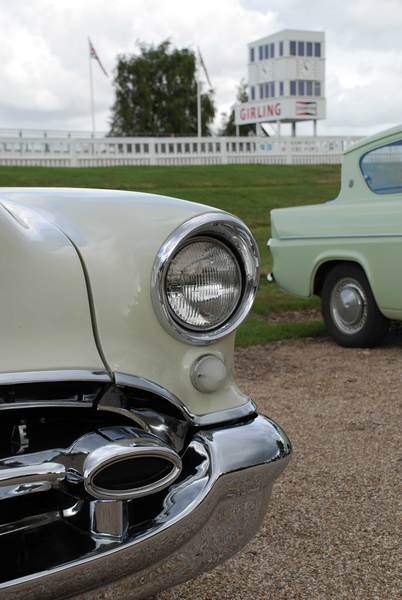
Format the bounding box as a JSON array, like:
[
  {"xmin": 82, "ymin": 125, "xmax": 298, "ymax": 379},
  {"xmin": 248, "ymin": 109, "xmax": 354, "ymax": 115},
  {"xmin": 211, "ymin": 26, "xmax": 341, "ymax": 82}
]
[{"xmin": 1, "ymin": 0, "xmax": 401, "ymax": 136}]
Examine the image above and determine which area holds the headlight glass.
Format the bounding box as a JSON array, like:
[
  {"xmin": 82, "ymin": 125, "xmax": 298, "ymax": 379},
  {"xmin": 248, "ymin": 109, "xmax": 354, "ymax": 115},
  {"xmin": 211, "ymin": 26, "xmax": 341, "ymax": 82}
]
[{"xmin": 165, "ymin": 238, "xmax": 242, "ymax": 330}]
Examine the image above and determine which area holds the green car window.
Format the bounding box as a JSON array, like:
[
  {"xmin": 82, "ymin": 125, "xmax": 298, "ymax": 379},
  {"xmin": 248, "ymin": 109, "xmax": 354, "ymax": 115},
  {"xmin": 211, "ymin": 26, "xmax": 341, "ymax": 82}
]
[{"xmin": 360, "ymin": 140, "xmax": 402, "ymax": 194}]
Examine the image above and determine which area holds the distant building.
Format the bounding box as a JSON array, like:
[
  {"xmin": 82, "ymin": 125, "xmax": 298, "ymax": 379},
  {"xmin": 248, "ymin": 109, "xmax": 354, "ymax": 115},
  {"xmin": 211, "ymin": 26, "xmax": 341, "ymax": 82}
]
[{"xmin": 235, "ymin": 29, "xmax": 326, "ymax": 136}]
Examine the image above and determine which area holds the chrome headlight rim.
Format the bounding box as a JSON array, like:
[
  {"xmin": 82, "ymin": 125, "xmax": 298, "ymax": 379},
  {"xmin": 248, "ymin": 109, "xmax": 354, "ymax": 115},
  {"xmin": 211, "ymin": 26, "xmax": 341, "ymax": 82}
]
[{"xmin": 151, "ymin": 212, "xmax": 260, "ymax": 345}]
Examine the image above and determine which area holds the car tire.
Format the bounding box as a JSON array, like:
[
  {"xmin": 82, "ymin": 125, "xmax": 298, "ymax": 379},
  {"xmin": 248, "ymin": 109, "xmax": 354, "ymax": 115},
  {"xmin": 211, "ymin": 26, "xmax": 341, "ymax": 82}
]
[{"xmin": 321, "ymin": 264, "xmax": 389, "ymax": 347}]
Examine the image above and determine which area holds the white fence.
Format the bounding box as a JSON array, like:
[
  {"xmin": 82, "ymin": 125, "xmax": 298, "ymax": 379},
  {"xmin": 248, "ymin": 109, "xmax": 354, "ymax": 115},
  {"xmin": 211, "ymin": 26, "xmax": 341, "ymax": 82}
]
[{"xmin": 0, "ymin": 130, "xmax": 362, "ymax": 168}]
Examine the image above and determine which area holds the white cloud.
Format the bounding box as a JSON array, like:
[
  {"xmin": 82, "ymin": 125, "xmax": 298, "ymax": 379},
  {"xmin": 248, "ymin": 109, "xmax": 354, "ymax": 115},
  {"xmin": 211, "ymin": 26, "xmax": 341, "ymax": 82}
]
[{"xmin": 0, "ymin": 0, "xmax": 401, "ymax": 135}]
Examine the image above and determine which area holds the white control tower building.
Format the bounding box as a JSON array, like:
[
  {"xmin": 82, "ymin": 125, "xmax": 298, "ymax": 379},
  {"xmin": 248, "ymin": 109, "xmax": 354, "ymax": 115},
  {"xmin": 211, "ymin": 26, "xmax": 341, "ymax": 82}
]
[{"xmin": 235, "ymin": 29, "xmax": 326, "ymax": 136}]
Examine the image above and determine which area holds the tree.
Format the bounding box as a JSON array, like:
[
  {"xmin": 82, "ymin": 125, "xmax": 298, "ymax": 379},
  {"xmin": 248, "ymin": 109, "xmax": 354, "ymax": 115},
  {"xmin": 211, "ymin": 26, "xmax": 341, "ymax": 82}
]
[
  {"xmin": 109, "ymin": 40, "xmax": 215, "ymax": 136},
  {"xmin": 220, "ymin": 79, "xmax": 255, "ymax": 136}
]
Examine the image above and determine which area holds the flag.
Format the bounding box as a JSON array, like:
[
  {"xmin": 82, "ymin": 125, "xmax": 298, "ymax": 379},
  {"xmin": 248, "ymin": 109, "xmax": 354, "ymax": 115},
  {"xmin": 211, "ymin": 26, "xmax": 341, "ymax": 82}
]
[
  {"xmin": 88, "ymin": 37, "xmax": 108, "ymax": 77},
  {"xmin": 197, "ymin": 48, "xmax": 213, "ymax": 94},
  {"xmin": 296, "ymin": 101, "xmax": 317, "ymax": 117}
]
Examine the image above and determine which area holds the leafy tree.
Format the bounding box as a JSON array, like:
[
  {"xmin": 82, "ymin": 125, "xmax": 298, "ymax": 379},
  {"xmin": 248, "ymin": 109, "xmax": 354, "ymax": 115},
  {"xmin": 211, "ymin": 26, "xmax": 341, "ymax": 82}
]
[
  {"xmin": 109, "ymin": 40, "xmax": 215, "ymax": 136},
  {"xmin": 220, "ymin": 79, "xmax": 255, "ymax": 136}
]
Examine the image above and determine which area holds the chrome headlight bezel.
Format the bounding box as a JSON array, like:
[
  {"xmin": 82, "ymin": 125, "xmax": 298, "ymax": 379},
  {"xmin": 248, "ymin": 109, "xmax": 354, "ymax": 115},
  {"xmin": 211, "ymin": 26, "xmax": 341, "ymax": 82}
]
[{"xmin": 151, "ymin": 212, "xmax": 260, "ymax": 345}]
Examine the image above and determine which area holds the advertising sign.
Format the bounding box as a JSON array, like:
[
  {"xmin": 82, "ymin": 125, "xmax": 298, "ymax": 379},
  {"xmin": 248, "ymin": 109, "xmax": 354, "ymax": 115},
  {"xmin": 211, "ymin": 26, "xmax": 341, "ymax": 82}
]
[{"xmin": 234, "ymin": 98, "xmax": 325, "ymax": 125}]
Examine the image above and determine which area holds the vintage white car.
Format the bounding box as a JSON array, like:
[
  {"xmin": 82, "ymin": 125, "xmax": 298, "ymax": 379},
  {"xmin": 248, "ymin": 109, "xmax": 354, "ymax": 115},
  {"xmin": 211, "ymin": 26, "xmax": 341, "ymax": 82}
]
[
  {"xmin": 269, "ymin": 125, "xmax": 402, "ymax": 347},
  {"xmin": 0, "ymin": 188, "xmax": 291, "ymax": 599}
]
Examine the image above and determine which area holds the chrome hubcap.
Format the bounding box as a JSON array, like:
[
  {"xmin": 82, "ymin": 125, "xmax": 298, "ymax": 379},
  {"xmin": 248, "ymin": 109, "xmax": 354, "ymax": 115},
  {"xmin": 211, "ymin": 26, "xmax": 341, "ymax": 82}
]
[{"xmin": 330, "ymin": 278, "xmax": 368, "ymax": 334}]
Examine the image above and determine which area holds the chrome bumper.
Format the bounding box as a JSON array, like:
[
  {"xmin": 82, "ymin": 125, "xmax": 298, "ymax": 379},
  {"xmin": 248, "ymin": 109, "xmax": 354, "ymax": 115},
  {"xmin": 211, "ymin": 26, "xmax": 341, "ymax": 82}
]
[{"xmin": 2, "ymin": 415, "xmax": 291, "ymax": 600}]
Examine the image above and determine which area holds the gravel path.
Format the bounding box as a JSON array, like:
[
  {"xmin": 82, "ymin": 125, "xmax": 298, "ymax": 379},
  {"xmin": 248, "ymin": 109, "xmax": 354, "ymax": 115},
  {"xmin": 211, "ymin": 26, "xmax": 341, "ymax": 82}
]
[{"xmin": 158, "ymin": 336, "xmax": 401, "ymax": 600}]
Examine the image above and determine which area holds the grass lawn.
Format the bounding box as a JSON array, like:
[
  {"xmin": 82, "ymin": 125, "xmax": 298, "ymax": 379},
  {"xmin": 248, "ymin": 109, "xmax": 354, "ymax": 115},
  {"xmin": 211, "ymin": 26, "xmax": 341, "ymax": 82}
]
[{"xmin": 0, "ymin": 164, "xmax": 341, "ymax": 345}]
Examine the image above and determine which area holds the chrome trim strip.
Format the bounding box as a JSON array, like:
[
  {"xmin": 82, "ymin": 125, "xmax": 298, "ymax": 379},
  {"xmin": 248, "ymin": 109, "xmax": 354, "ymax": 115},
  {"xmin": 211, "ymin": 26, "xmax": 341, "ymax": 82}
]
[
  {"xmin": 194, "ymin": 398, "xmax": 257, "ymax": 427},
  {"xmin": 114, "ymin": 372, "xmax": 193, "ymax": 421},
  {"xmin": 114, "ymin": 372, "xmax": 257, "ymax": 427},
  {"xmin": 279, "ymin": 232, "xmax": 402, "ymax": 241},
  {"xmin": 96, "ymin": 405, "xmax": 150, "ymax": 431},
  {"xmin": 150, "ymin": 212, "xmax": 260, "ymax": 345},
  {"xmin": 0, "ymin": 462, "xmax": 66, "ymax": 500},
  {"xmin": 0, "ymin": 401, "xmax": 93, "ymax": 411},
  {"xmin": 0, "ymin": 370, "xmax": 111, "ymax": 386},
  {"xmin": 0, "ymin": 511, "xmax": 61, "ymax": 537},
  {"xmin": 0, "ymin": 369, "xmax": 256, "ymax": 428}
]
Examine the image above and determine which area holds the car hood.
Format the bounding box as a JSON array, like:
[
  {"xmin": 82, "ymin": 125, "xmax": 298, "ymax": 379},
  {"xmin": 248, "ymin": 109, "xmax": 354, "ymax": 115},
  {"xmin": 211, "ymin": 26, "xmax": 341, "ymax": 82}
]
[{"xmin": 0, "ymin": 187, "xmax": 213, "ymax": 243}]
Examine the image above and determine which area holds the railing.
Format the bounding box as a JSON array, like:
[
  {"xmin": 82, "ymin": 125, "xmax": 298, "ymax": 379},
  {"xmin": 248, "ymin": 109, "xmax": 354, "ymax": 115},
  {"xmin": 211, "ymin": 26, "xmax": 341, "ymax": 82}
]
[{"xmin": 0, "ymin": 131, "xmax": 362, "ymax": 168}]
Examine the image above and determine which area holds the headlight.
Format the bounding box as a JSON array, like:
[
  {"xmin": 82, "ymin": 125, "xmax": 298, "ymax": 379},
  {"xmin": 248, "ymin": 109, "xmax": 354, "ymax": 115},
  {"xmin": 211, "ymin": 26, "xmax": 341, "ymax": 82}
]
[
  {"xmin": 151, "ymin": 212, "xmax": 260, "ymax": 345},
  {"xmin": 165, "ymin": 237, "xmax": 242, "ymax": 330}
]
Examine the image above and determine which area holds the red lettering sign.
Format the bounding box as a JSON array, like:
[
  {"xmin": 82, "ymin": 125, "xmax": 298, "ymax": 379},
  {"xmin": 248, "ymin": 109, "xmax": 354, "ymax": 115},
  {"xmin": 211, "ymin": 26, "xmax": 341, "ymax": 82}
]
[{"xmin": 238, "ymin": 103, "xmax": 282, "ymax": 122}]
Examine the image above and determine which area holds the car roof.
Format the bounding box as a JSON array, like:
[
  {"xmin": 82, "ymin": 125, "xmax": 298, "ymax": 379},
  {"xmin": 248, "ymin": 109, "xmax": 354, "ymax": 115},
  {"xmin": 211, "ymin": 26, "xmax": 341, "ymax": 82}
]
[{"xmin": 345, "ymin": 124, "xmax": 402, "ymax": 155}]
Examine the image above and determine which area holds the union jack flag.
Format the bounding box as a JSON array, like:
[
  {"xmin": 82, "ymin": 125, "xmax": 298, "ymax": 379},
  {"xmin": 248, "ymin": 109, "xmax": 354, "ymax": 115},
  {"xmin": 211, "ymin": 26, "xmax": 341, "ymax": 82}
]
[
  {"xmin": 88, "ymin": 38, "xmax": 108, "ymax": 77},
  {"xmin": 296, "ymin": 101, "xmax": 317, "ymax": 117}
]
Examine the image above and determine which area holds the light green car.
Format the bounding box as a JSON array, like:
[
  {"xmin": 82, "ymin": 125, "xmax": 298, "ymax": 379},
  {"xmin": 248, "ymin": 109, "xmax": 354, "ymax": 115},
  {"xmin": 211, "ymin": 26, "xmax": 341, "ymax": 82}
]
[{"xmin": 269, "ymin": 124, "xmax": 402, "ymax": 347}]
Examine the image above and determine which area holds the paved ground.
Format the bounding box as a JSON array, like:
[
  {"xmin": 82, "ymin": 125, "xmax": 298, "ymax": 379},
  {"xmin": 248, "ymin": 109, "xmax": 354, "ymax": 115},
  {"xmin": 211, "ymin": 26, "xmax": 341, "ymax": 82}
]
[{"xmin": 158, "ymin": 335, "xmax": 401, "ymax": 600}]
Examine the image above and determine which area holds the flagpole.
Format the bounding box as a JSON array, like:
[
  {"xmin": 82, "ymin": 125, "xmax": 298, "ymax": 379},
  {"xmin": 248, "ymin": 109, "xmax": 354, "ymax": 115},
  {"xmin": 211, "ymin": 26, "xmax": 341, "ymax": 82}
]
[
  {"xmin": 197, "ymin": 56, "xmax": 202, "ymax": 138},
  {"xmin": 88, "ymin": 38, "xmax": 96, "ymax": 135}
]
